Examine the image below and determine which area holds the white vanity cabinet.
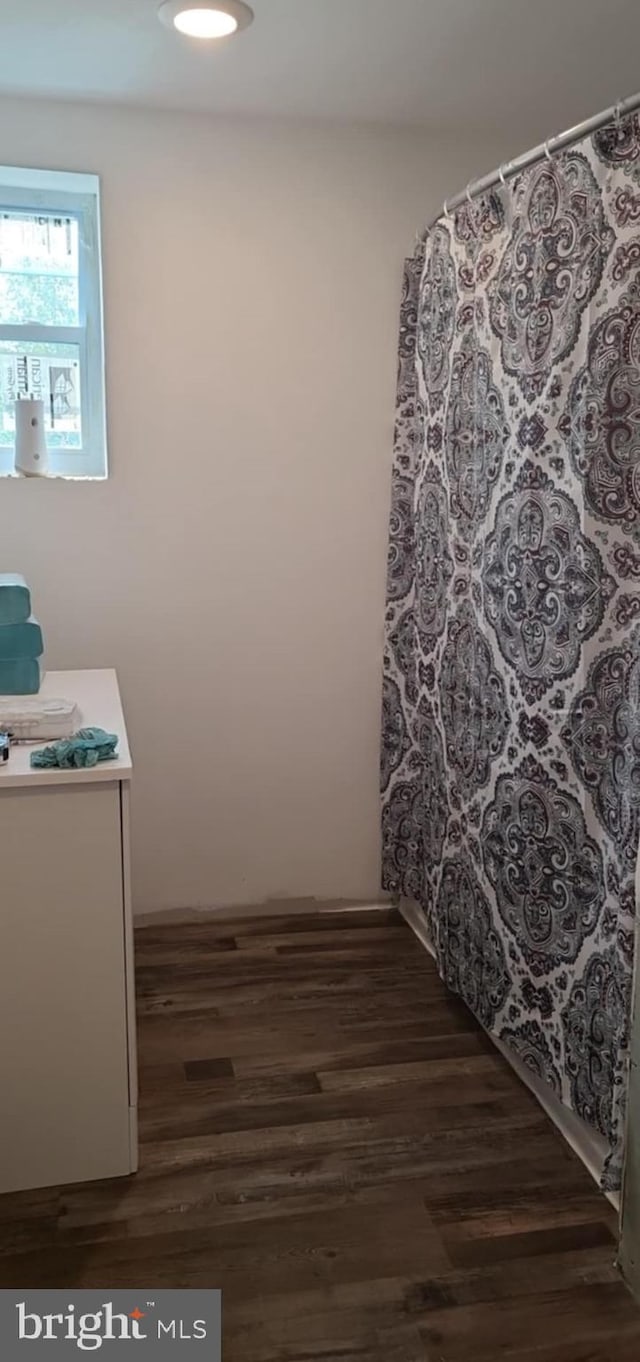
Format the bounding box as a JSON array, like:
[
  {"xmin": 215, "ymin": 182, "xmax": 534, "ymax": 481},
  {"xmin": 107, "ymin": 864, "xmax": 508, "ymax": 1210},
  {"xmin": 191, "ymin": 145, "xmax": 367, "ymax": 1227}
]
[{"xmin": 0, "ymin": 670, "xmax": 138, "ymax": 1193}]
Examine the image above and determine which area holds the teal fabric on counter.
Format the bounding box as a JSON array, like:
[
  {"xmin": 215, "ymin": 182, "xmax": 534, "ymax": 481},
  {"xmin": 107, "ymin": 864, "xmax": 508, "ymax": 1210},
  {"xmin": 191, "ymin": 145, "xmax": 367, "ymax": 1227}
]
[
  {"xmin": 0, "ymin": 617, "xmax": 43, "ymax": 661},
  {"xmin": 30, "ymin": 727, "xmax": 118, "ymax": 770},
  {"xmin": 0, "ymin": 575, "xmax": 31, "ymax": 626},
  {"xmin": 0, "ymin": 658, "xmax": 40, "ymax": 695}
]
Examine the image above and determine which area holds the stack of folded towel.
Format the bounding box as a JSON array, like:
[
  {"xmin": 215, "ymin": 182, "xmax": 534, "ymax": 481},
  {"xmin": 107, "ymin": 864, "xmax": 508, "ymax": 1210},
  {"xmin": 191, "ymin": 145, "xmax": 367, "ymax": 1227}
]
[{"xmin": 0, "ymin": 574, "xmax": 43, "ymax": 695}]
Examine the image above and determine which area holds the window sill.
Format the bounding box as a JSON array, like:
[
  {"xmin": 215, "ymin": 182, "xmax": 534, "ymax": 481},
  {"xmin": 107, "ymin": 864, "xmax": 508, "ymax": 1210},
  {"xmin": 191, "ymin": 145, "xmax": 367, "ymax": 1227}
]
[{"xmin": 0, "ymin": 471, "xmax": 107, "ymax": 481}]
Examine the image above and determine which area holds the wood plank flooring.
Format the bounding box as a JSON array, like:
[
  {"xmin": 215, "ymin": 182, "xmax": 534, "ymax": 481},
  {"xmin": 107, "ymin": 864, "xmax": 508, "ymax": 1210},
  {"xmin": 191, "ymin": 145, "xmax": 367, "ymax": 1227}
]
[{"xmin": 0, "ymin": 906, "xmax": 638, "ymax": 1361}]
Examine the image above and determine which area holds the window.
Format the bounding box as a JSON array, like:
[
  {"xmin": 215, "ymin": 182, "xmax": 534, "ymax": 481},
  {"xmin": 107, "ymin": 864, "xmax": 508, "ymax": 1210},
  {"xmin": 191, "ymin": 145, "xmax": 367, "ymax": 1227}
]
[{"xmin": 0, "ymin": 167, "xmax": 106, "ymax": 479}]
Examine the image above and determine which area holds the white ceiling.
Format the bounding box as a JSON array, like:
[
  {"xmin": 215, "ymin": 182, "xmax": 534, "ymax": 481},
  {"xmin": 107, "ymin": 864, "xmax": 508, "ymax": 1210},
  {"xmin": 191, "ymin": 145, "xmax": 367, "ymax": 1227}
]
[{"xmin": 0, "ymin": 0, "xmax": 639, "ymax": 143}]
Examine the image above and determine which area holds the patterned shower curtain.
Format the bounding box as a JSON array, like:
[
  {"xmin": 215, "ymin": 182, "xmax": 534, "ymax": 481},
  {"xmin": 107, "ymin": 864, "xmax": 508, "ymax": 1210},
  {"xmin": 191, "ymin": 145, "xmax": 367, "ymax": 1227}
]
[{"xmin": 381, "ymin": 112, "xmax": 640, "ymax": 1190}]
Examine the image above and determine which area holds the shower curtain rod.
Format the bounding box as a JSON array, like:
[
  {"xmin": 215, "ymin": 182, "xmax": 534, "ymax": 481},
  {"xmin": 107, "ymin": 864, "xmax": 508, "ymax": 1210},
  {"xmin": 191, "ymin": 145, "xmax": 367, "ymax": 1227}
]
[{"xmin": 426, "ymin": 87, "xmax": 640, "ymax": 233}]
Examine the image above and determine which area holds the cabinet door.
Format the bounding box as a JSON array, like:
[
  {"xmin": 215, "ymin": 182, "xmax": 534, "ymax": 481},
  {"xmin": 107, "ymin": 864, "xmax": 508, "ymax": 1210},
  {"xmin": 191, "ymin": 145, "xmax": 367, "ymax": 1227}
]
[{"xmin": 0, "ymin": 782, "xmax": 132, "ymax": 1192}]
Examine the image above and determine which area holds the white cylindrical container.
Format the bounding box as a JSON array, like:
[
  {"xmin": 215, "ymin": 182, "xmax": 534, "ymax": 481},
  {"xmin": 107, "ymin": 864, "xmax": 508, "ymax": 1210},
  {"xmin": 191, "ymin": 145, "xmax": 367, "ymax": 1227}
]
[{"xmin": 15, "ymin": 398, "xmax": 49, "ymax": 478}]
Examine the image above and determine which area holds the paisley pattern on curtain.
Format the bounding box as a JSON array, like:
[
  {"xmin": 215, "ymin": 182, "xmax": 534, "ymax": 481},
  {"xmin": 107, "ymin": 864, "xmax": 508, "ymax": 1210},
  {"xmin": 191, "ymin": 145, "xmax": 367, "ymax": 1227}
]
[{"xmin": 381, "ymin": 114, "xmax": 640, "ymax": 1190}]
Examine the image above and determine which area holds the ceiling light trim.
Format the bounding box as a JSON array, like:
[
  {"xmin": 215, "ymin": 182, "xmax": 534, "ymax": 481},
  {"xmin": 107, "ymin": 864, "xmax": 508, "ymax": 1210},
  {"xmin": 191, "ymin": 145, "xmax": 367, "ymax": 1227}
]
[{"xmin": 158, "ymin": 0, "xmax": 254, "ymax": 39}]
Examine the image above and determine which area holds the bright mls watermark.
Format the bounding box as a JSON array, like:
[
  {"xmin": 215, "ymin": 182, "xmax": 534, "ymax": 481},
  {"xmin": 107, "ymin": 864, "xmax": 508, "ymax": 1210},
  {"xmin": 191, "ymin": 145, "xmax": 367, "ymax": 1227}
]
[{"xmin": 0, "ymin": 1292, "xmax": 221, "ymax": 1358}]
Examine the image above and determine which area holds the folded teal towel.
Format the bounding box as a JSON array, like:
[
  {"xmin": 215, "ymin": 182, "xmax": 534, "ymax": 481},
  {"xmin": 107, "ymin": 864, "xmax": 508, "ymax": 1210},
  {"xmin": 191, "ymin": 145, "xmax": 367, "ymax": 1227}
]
[
  {"xmin": 31, "ymin": 727, "xmax": 119, "ymax": 770},
  {"xmin": 0, "ymin": 575, "xmax": 31, "ymax": 626},
  {"xmin": 0, "ymin": 658, "xmax": 40, "ymax": 695},
  {"xmin": 0, "ymin": 616, "xmax": 43, "ymax": 661}
]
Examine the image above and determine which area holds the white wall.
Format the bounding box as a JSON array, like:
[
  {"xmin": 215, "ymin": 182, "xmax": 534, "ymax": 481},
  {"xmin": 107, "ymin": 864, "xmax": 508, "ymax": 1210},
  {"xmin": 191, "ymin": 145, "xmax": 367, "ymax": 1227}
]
[{"xmin": 0, "ymin": 96, "xmax": 506, "ymax": 913}]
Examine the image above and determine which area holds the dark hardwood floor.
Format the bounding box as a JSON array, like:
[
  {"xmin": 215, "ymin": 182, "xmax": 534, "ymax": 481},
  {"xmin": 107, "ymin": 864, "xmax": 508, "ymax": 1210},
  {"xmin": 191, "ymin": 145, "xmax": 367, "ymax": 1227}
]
[{"xmin": 0, "ymin": 907, "xmax": 638, "ymax": 1360}]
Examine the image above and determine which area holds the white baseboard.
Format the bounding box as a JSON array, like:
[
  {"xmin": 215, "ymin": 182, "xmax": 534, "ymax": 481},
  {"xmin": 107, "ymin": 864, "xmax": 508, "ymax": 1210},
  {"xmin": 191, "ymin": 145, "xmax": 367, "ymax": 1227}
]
[
  {"xmin": 399, "ymin": 898, "xmax": 619, "ymax": 1213},
  {"xmin": 134, "ymin": 899, "xmax": 392, "ymax": 926}
]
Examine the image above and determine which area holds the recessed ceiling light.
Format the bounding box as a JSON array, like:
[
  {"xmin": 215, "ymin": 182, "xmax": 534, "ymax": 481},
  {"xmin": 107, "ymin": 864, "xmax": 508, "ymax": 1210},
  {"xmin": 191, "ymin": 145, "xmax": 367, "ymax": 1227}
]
[{"xmin": 158, "ymin": 1, "xmax": 254, "ymax": 40}]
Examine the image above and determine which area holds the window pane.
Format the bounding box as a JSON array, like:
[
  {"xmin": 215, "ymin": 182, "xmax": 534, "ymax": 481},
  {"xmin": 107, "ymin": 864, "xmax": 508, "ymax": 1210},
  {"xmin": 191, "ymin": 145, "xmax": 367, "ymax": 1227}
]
[
  {"xmin": 0, "ymin": 342, "xmax": 82, "ymax": 450},
  {"xmin": 0, "ymin": 212, "xmax": 79, "ymax": 326}
]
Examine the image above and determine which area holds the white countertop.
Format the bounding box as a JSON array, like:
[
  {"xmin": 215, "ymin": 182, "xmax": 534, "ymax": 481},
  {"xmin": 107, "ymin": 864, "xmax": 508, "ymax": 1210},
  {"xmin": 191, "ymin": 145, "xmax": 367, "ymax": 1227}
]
[{"xmin": 0, "ymin": 669, "xmax": 132, "ymax": 790}]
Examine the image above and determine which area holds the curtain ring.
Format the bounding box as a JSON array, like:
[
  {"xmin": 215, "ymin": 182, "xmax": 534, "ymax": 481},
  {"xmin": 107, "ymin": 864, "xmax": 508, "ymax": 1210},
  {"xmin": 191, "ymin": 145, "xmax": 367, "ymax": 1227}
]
[
  {"xmin": 498, "ymin": 164, "xmax": 507, "ymax": 189},
  {"xmin": 544, "ymin": 140, "xmax": 552, "ymax": 162},
  {"xmin": 466, "ymin": 183, "xmax": 473, "ymax": 206},
  {"xmin": 615, "ymin": 98, "xmax": 623, "ymax": 126}
]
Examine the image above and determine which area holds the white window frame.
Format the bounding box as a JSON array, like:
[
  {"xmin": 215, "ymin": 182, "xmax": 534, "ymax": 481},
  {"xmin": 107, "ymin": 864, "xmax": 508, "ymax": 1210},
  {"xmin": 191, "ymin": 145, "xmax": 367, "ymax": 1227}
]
[{"xmin": 0, "ymin": 167, "xmax": 107, "ymax": 479}]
